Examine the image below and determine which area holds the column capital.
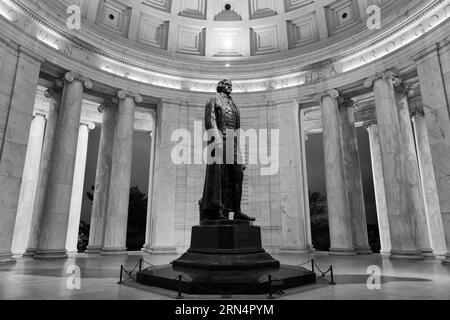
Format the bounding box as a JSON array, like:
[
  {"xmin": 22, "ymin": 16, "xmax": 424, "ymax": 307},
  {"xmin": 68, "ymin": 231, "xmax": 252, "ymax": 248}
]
[
  {"xmin": 394, "ymin": 83, "xmax": 414, "ymax": 99},
  {"xmin": 99, "ymin": 97, "xmax": 119, "ymax": 113},
  {"xmin": 410, "ymin": 109, "xmax": 425, "ymax": 119},
  {"xmin": 363, "ymin": 120, "xmax": 378, "ymax": 130},
  {"xmin": 32, "ymin": 112, "xmax": 47, "ymax": 119},
  {"xmin": 117, "ymin": 89, "xmax": 143, "ymax": 103},
  {"xmin": 64, "ymin": 71, "xmax": 93, "ymax": 89},
  {"xmin": 80, "ymin": 121, "xmax": 96, "ymax": 130},
  {"xmin": 44, "ymin": 80, "xmax": 64, "ymax": 99},
  {"xmin": 363, "ymin": 70, "xmax": 402, "ymax": 88},
  {"xmin": 314, "ymin": 89, "xmax": 341, "ymax": 103}
]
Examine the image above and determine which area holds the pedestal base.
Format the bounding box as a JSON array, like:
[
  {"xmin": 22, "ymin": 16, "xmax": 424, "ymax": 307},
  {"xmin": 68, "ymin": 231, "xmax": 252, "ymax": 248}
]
[
  {"xmin": 0, "ymin": 253, "xmax": 16, "ymax": 264},
  {"xmin": 389, "ymin": 249, "xmax": 424, "ymax": 260},
  {"xmin": 34, "ymin": 250, "xmax": 68, "ymax": 259},
  {"xmin": 172, "ymin": 220, "xmax": 279, "ymax": 270},
  {"xmin": 85, "ymin": 246, "xmax": 102, "ymax": 254},
  {"xmin": 355, "ymin": 246, "xmax": 373, "ymax": 255},
  {"xmin": 100, "ymin": 247, "xmax": 128, "ymax": 255}
]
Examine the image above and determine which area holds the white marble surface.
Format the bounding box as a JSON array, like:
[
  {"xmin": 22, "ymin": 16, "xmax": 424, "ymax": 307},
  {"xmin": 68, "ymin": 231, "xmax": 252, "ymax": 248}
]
[
  {"xmin": 339, "ymin": 103, "xmax": 371, "ymax": 254},
  {"xmin": 321, "ymin": 92, "xmax": 354, "ymax": 255},
  {"xmin": 87, "ymin": 103, "xmax": 117, "ymax": 253},
  {"xmin": 372, "ymin": 76, "xmax": 422, "ymax": 259},
  {"xmin": 102, "ymin": 94, "xmax": 137, "ymax": 254},
  {"xmin": 416, "ymin": 48, "xmax": 450, "ymax": 263},
  {"xmin": 66, "ymin": 123, "xmax": 94, "ymax": 253},
  {"xmin": 0, "ymin": 49, "xmax": 41, "ymax": 263},
  {"xmin": 366, "ymin": 123, "xmax": 391, "ymax": 254},
  {"xmin": 12, "ymin": 114, "xmax": 46, "ymax": 255},
  {"xmin": 396, "ymin": 91, "xmax": 432, "ymax": 256},
  {"xmin": 35, "ymin": 76, "xmax": 85, "ymax": 259}
]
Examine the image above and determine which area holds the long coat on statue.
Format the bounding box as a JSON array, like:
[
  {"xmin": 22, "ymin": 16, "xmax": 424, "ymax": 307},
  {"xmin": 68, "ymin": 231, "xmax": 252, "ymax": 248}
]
[{"xmin": 200, "ymin": 92, "xmax": 242, "ymax": 217}]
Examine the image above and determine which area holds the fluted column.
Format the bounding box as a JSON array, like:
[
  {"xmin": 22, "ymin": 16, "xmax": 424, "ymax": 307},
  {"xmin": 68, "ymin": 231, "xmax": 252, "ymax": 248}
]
[
  {"xmin": 364, "ymin": 121, "xmax": 391, "ymax": 255},
  {"xmin": 11, "ymin": 113, "xmax": 47, "ymax": 255},
  {"xmin": 86, "ymin": 99, "xmax": 118, "ymax": 254},
  {"xmin": 395, "ymin": 84, "xmax": 433, "ymax": 257},
  {"xmin": 318, "ymin": 90, "xmax": 355, "ymax": 255},
  {"xmin": 365, "ymin": 71, "xmax": 422, "ymax": 259},
  {"xmin": 143, "ymin": 128, "xmax": 157, "ymax": 253},
  {"xmin": 339, "ymin": 98, "xmax": 372, "ymax": 254},
  {"xmin": 35, "ymin": 72, "xmax": 93, "ymax": 259},
  {"xmin": 414, "ymin": 45, "xmax": 450, "ymax": 264},
  {"xmin": 24, "ymin": 85, "xmax": 63, "ymax": 256},
  {"xmin": 65, "ymin": 121, "xmax": 95, "ymax": 253},
  {"xmin": 101, "ymin": 90, "xmax": 141, "ymax": 255},
  {"xmin": 300, "ymin": 110, "xmax": 314, "ymax": 252},
  {"xmin": 412, "ymin": 111, "xmax": 448, "ymax": 256},
  {"xmin": 0, "ymin": 48, "xmax": 43, "ymax": 263}
]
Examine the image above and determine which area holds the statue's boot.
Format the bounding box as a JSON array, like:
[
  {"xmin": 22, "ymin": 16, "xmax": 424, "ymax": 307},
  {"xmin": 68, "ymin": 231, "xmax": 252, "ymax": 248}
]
[
  {"xmin": 234, "ymin": 212, "xmax": 256, "ymax": 221},
  {"xmin": 206, "ymin": 209, "xmax": 228, "ymax": 221}
]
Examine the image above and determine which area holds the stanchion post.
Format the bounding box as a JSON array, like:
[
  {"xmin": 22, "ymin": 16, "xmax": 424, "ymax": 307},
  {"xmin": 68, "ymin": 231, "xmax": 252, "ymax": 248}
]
[
  {"xmin": 118, "ymin": 265, "xmax": 123, "ymax": 284},
  {"xmin": 176, "ymin": 275, "xmax": 184, "ymax": 299},
  {"xmin": 311, "ymin": 259, "xmax": 315, "ymax": 273},
  {"xmin": 267, "ymin": 275, "xmax": 274, "ymax": 299},
  {"xmin": 139, "ymin": 259, "xmax": 142, "ymax": 272},
  {"xmin": 330, "ymin": 265, "xmax": 336, "ymax": 285}
]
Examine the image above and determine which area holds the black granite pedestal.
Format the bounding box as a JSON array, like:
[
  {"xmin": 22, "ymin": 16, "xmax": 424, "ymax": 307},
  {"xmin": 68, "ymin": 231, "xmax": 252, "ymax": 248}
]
[{"xmin": 136, "ymin": 220, "xmax": 316, "ymax": 294}]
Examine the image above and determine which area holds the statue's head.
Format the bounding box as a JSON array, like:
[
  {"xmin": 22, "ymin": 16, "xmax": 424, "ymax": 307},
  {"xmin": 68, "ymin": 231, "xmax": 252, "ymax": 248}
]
[{"xmin": 217, "ymin": 79, "xmax": 232, "ymax": 95}]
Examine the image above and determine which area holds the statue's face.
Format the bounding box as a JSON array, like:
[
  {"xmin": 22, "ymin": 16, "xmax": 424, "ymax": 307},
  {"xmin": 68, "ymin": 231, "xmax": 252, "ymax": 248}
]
[{"xmin": 223, "ymin": 80, "xmax": 232, "ymax": 94}]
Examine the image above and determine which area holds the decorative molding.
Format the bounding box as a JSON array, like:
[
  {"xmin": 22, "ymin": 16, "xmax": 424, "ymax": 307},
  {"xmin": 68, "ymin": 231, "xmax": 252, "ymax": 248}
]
[
  {"xmin": 284, "ymin": 0, "xmax": 314, "ymax": 12},
  {"xmin": 65, "ymin": 71, "xmax": 93, "ymax": 89},
  {"xmin": 248, "ymin": 0, "xmax": 277, "ymax": 20},
  {"xmin": 142, "ymin": 0, "xmax": 172, "ymax": 13},
  {"xmin": 250, "ymin": 25, "xmax": 280, "ymax": 56},
  {"xmin": 117, "ymin": 89, "xmax": 143, "ymax": 103}
]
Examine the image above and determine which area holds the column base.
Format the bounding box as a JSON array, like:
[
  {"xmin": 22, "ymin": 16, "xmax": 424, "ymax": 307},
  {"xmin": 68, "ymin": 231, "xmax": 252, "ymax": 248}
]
[
  {"xmin": 329, "ymin": 247, "xmax": 356, "ymax": 256},
  {"xmin": 380, "ymin": 250, "xmax": 391, "ymax": 256},
  {"xmin": 421, "ymin": 248, "xmax": 435, "ymax": 259},
  {"xmin": 141, "ymin": 245, "xmax": 152, "ymax": 254},
  {"xmin": 441, "ymin": 253, "xmax": 450, "ymax": 265},
  {"xmin": 355, "ymin": 246, "xmax": 373, "ymax": 255},
  {"xmin": 149, "ymin": 246, "xmax": 179, "ymax": 254},
  {"xmin": 307, "ymin": 245, "xmax": 316, "ymax": 253},
  {"xmin": 100, "ymin": 247, "xmax": 128, "ymax": 255},
  {"xmin": 280, "ymin": 246, "xmax": 310, "ymax": 254},
  {"xmin": 0, "ymin": 252, "xmax": 16, "ymax": 264},
  {"xmin": 389, "ymin": 249, "xmax": 424, "ymax": 260},
  {"xmin": 85, "ymin": 246, "xmax": 102, "ymax": 254},
  {"xmin": 23, "ymin": 248, "xmax": 37, "ymax": 257},
  {"xmin": 34, "ymin": 250, "xmax": 68, "ymax": 260}
]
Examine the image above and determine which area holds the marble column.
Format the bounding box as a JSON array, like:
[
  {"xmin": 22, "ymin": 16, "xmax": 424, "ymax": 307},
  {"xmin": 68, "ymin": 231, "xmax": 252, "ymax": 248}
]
[
  {"xmin": 101, "ymin": 90, "xmax": 141, "ymax": 255},
  {"xmin": 395, "ymin": 84, "xmax": 433, "ymax": 257},
  {"xmin": 0, "ymin": 48, "xmax": 43, "ymax": 263},
  {"xmin": 364, "ymin": 121, "xmax": 391, "ymax": 255},
  {"xmin": 150, "ymin": 99, "xmax": 182, "ymax": 254},
  {"xmin": 11, "ymin": 113, "xmax": 46, "ymax": 255},
  {"xmin": 86, "ymin": 99, "xmax": 118, "ymax": 254},
  {"xmin": 65, "ymin": 121, "xmax": 95, "ymax": 253},
  {"xmin": 412, "ymin": 111, "xmax": 448, "ymax": 256},
  {"xmin": 365, "ymin": 71, "xmax": 422, "ymax": 259},
  {"xmin": 277, "ymin": 99, "xmax": 308, "ymax": 254},
  {"xmin": 142, "ymin": 129, "xmax": 157, "ymax": 253},
  {"xmin": 414, "ymin": 45, "xmax": 450, "ymax": 264},
  {"xmin": 339, "ymin": 99, "xmax": 372, "ymax": 254},
  {"xmin": 24, "ymin": 85, "xmax": 63, "ymax": 256},
  {"xmin": 300, "ymin": 110, "xmax": 314, "ymax": 252},
  {"xmin": 34, "ymin": 72, "xmax": 93, "ymax": 259},
  {"xmin": 319, "ymin": 90, "xmax": 355, "ymax": 255}
]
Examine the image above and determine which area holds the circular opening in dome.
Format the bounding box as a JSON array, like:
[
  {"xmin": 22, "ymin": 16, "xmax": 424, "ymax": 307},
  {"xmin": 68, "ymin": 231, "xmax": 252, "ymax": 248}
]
[
  {"xmin": 225, "ymin": 4, "xmax": 231, "ymax": 11},
  {"xmin": 109, "ymin": 14, "xmax": 115, "ymax": 20},
  {"xmin": 342, "ymin": 13, "xmax": 348, "ymax": 19}
]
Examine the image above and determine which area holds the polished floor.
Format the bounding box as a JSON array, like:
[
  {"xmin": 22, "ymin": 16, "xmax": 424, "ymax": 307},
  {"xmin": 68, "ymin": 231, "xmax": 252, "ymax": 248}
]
[{"xmin": 0, "ymin": 252, "xmax": 449, "ymax": 300}]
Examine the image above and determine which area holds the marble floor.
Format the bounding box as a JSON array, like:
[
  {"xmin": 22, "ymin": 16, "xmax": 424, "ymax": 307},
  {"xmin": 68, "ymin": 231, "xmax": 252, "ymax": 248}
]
[{"xmin": 0, "ymin": 252, "xmax": 449, "ymax": 300}]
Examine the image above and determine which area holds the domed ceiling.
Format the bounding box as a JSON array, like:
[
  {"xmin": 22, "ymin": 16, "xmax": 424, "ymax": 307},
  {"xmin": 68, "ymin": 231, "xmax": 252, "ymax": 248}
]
[{"xmin": 48, "ymin": 0, "xmax": 415, "ymax": 63}]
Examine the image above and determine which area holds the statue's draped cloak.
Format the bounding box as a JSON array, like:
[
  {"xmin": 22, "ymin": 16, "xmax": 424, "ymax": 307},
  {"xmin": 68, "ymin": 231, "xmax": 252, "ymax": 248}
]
[{"xmin": 201, "ymin": 93, "xmax": 241, "ymax": 212}]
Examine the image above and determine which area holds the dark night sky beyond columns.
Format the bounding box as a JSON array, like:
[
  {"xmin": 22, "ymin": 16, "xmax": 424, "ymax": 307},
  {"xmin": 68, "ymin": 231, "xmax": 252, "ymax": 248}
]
[{"xmin": 80, "ymin": 126, "xmax": 378, "ymax": 225}]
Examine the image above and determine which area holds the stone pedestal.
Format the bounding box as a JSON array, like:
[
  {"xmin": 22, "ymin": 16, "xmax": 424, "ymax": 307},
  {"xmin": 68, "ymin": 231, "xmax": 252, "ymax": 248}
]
[{"xmin": 173, "ymin": 220, "xmax": 280, "ymax": 270}]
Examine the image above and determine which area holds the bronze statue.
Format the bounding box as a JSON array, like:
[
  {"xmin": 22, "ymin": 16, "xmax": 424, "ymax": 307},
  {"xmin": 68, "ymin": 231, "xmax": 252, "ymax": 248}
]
[{"xmin": 199, "ymin": 79, "xmax": 255, "ymax": 222}]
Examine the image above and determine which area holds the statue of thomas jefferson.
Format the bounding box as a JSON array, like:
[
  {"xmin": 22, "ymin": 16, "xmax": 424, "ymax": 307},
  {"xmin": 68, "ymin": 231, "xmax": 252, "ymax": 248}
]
[{"xmin": 199, "ymin": 79, "xmax": 255, "ymax": 222}]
